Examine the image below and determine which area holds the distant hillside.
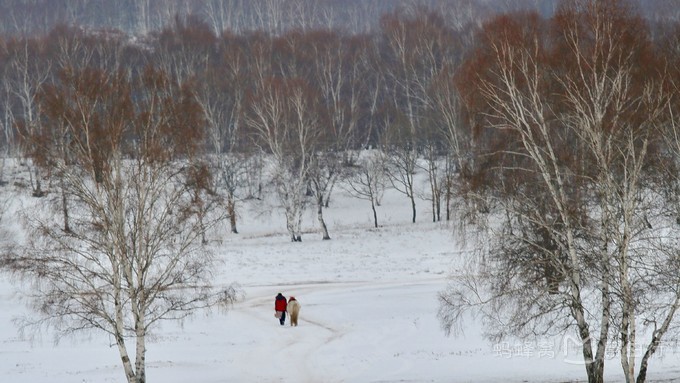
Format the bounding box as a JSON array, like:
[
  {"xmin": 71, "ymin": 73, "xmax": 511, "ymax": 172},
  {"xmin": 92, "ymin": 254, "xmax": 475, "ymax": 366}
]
[{"xmin": 0, "ymin": 0, "xmax": 563, "ymax": 37}]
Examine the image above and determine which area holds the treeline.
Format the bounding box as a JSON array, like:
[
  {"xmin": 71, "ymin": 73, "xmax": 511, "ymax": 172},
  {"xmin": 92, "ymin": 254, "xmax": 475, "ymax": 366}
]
[
  {"xmin": 3, "ymin": 0, "xmax": 680, "ymax": 38},
  {"xmin": 0, "ymin": 5, "xmax": 484, "ymax": 242},
  {"xmin": 0, "ymin": 0, "xmax": 563, "ymax": 37},
  {"xmin": 1, "ymin": 1, "xmax": 680, "ymax": 239}
]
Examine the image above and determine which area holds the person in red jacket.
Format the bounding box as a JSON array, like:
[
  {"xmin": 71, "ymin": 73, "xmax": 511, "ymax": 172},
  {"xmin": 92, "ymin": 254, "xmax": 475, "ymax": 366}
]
[{"xmin": 274, "ymin": 293, "xmax": 287, "ymax": 325}]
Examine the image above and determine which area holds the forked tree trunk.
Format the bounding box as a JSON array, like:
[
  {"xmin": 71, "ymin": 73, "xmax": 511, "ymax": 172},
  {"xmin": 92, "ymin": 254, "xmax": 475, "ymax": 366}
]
[
  {"xmin": 115, "ymin": 293, "xmax": 135, "ymax": 383},
  {"xmin": 636, "ymin": 295, "xmax": 680, "ymax": 383}
]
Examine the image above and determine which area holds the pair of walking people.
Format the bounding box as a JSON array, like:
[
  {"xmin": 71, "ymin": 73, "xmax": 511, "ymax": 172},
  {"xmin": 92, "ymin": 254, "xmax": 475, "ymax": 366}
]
[{"xmin": 274, "ymin": 293, "xmax": 301, "ymax": 326}]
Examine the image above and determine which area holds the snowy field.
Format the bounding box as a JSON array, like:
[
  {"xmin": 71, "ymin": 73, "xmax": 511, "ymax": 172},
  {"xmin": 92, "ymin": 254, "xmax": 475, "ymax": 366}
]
[{"xmin": 2, "ymin": 180, "xmax": 680, "ymax": 382}]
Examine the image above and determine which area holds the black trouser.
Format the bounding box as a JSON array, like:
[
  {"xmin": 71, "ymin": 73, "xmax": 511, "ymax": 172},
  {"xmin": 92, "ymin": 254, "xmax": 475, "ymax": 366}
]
[{"xmin": 279, "ymin": 310, "xmax": 286, "ymax": 325}]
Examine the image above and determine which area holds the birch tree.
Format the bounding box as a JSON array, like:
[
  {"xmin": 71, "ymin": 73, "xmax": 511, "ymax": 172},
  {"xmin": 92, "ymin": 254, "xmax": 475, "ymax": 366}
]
[
  {"xmin": 439, "ymin": 2, "xmax": 680, "ymax": 383},
  {"xmin": 379, "ymin": 9, "xmax": 461, "ymax": 223},
  {"xmin": 8, "ymin": 36, "xmax": 52, "ymax": 197},
  {"xmin": 379, "ymin": 10, "xmax": 424, "ymax": 224},
  {"xmin": 553, "ymin": 3, "xmax": 671, "ymax": 382},
  {"xmin": 638, "ymin": 29, "xmax": 680, "ymax": 383},
  {"xmin": 301, "ymin": 30, "xmax": 369, "ymax": 239},
  {"xmin": 6, "ymin": 66, "xmax": 238, "ymax": 383},
  {"xmin": 343, "ymin": 150, "xmax": 388, "ymax": 229},
  {"xmin": 245, "ymin": 77, "xmax": 322, "ymax": 241},
  {"xmin": 429, "ymin": 66, "xmax": 468, "ymax": 221},
  {"xmin": 195, "ymin": 32, "xmax": 251, "ymax": 235}
]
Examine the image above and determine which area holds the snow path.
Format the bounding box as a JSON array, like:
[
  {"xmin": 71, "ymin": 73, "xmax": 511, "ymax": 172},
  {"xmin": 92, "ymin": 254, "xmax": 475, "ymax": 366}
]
[{"xmin": 213, "ymin": 278, "xmax": 450, "ymax": 383}]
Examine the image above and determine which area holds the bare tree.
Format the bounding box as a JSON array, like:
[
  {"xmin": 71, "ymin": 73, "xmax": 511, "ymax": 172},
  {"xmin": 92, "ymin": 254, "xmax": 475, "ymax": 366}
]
[
  {"xmin": 6, "ymin": 66, "xmax": 238, "ymax": 383},
  {"xmin": 299, "ymin": 30, "xmax": 370, "ymax": 239},
  {"xmin": 439, "ymin": 2, "xmax": 680, "ymax": 383},
  {"xmin": 8, "ymin": 36, "xmax": 52, "ymax": 197},
  {"xmin": 379, "ymin": 10, "xmax": 424, "ymax": 223},
  {"xmin": 343, "ymin": 150, "xmax": 388, "ymax": 228},
  {"xmin": 152, "ymin": 16, "xmax": 216, "ymax": 85},
  {"xmin": 637, "ymin": 48, "xmax": 680, "ymax": 383},
  {"xmin": 429, "ymin": 66, "xmax": 469, "ymax": 221},
  {"xmin": 252, "ymin": 0, "xmax": 284, "ymax": 36},
  {"xmin": 203, "ymin": 0, "xmax": 254, "ymax": 35},
  {"xmin": 28, "ymin": 26, "xmax": 125, "ymax": 233},
  {"xmin": 195, "ymin": 31, "xmax": 250, "ymax": 235},
  {"xmin": 438, "ymin": 9, "xmax": 603, "ymax": 377},
  {"xmin": 381, "ymin": 119, "xmax": 419, "ymax": 223},
  {"xmin": 245, "ymin": 77, "xmax": 322, "ymax": 241},
  {"xmin": 379, "ymin": 9, "xmax": 460, "ymax": 223},
  {"xmin": 554, "ymin": 3, "xmax": 676, "ymax": 382}
]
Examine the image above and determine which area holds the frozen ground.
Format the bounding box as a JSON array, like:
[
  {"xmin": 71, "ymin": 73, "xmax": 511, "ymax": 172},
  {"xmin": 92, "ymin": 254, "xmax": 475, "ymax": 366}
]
[{"xmin": 2, "ymin": 183, "xmax": 680, "ymax": 382}]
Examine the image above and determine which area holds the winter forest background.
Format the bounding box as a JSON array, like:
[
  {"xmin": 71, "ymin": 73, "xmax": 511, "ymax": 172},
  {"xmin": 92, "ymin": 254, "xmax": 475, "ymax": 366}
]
[{"xmin": 3, "ymin": 0, "xmax": 680, "ymax": 382}]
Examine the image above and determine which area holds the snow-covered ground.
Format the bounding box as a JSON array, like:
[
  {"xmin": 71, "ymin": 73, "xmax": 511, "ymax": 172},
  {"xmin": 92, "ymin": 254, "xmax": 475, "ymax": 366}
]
[{"xmin": 2, "ymin": 180, "xmax": 680, "ymax": 382}]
